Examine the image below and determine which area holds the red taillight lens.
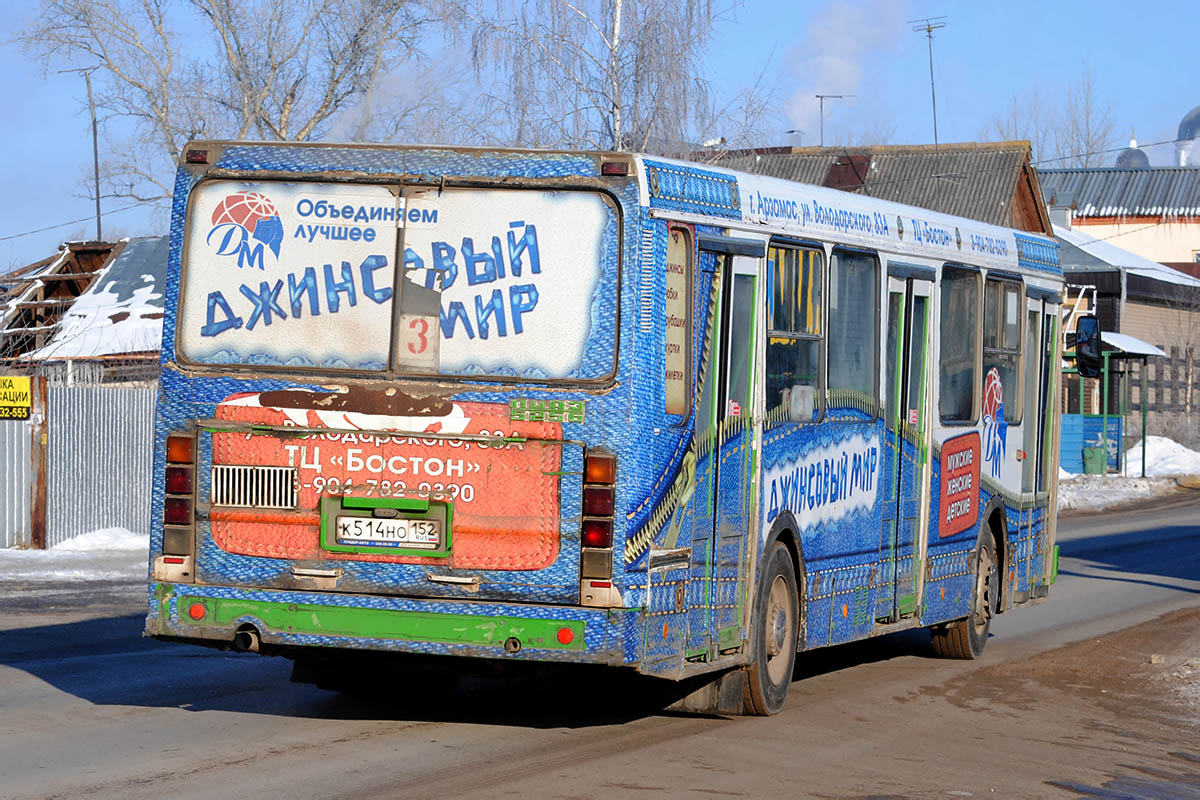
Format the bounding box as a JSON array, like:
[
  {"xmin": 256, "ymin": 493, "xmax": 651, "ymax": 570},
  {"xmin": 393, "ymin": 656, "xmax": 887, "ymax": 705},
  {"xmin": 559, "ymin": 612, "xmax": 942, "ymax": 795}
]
[
  {"xmin": 165, "ymin": 466, "xmax": 193, "ymax": 494},
  {"xmin": 583, "ymin": 486, "xmax": 614, "ymax": 516},
  {"xmin": 164, "ymin": 496, "xmax": 192, "ymax": 525},
  {"xmin": 581, "ymin": 518, "xmax": 612, "ymax": 548},
  {"xmin": 166, "ymin": 434, "xmax": 195, "ymax": 464},
  {"xmin": 601, "ymin": 161, "xmax": 628, "ymax": 176},
  {"xmin": 185, "ymin": 149, "xmax": 208, "ymax": 164},
  {"xmin": 584, "ymin": 452, "xmax": 616, "ymax": 485}
]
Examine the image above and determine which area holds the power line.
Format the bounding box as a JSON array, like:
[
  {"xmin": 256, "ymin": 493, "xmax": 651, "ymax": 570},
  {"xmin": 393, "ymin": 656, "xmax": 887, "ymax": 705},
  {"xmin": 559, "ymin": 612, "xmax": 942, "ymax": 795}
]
[{"xmin": 0, "ymin": 201, "xmax": 156, "ymax": 244}]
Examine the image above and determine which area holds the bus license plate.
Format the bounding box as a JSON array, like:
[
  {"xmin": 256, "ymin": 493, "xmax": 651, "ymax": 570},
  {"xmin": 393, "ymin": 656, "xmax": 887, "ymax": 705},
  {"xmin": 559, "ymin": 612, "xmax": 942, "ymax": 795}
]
[{"xmin": 335, "ymin": 516, "xmax": 440, "ymax": 549}]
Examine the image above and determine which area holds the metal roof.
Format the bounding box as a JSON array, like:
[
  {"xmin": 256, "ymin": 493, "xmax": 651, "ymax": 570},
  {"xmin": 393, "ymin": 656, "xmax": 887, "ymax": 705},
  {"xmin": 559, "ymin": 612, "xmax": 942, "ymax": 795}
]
[
  {"xmin": 1053, "ymin": 223, "xmax": 1200, "ymax": 288},
  {"xmin": 700, "ymin": 141, "xmax": 1044, "ymax": 230},
  {"xmin": 1039, "ymin": 167, "xmax": 1200, "ymax": 218},
  {"xmin": 1101, "ymin": 331, "xmax": 1166, "ymax": 358}
]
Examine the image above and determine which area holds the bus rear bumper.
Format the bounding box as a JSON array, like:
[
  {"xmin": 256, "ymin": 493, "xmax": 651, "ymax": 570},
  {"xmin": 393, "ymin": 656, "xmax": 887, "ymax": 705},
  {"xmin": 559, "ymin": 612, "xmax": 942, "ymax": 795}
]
[{"xmin": 146, "ymin": 581, "xmax": 636, "ymax": 666}]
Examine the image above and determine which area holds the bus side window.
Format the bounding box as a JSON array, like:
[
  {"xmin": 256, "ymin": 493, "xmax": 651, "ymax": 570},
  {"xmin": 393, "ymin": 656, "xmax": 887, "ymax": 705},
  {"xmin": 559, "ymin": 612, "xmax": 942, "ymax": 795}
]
[
  {"xmin": 828, "ymin": 248, "xmax": 880, "ymax": 411},
  {"xmin": 939, "ymin": 266, "xmax": 980, "ymax": 424},
  {"xmin": 765, "ymin": 244, "xmax": 822, "ymax": 423},
  {"xmin": 983, "ymin": 277, "xmax": 1023, "ymax": 423}
]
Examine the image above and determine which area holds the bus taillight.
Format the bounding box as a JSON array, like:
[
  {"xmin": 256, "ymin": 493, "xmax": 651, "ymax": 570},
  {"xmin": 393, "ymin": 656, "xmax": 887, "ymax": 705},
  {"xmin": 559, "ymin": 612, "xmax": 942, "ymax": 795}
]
[
  {"xmin": 155, "ymin": 432, "xmax": 197, "ymax": 583},
  {"xmin": 581, "ymin": 518, "xmax": 612, "ymax": 548},
  {"xmin": 581, "ymin": 449, "xmax": 619, "ymax": 607}
]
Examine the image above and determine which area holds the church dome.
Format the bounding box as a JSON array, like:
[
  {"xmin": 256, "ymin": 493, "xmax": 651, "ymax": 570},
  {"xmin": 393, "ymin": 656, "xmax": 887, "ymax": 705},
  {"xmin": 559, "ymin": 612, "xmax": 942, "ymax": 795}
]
[
  {"xmin": 1116, "ymin": 145, "xmax": 1149, "ymax": 168},
  {"xmin": 1116, "ymin": 132, "xmax": 1150, "ymax": 168},
  {"xmin": 1179, "ymin": 106, "xmax": 1200, "ymax": 142}
]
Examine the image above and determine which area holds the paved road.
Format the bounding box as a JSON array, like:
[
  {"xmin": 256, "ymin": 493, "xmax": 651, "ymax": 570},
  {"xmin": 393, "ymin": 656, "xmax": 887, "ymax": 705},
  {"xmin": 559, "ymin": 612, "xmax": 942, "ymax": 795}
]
[{"xmin": 1, "ymin": 493, "xmax": 1198, "ymax": 799}]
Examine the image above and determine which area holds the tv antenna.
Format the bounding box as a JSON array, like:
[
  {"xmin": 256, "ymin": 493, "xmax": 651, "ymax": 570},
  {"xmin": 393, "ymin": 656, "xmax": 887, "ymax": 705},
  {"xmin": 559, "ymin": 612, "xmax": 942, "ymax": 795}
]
[
  {"xmin": 815, "ymin": 95, "xmax": 854, "ymax": 147},
  {"xmin": 909, "ymin": 16, "xmax": 947, "ymax": 154}
]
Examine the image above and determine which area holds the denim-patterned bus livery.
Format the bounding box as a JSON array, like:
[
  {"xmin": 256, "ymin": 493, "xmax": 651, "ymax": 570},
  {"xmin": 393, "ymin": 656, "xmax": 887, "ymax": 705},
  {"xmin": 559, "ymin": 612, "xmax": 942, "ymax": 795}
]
[{"xmin": 146, "ymin": 142, "xmax": 1063, "ymax": 714}]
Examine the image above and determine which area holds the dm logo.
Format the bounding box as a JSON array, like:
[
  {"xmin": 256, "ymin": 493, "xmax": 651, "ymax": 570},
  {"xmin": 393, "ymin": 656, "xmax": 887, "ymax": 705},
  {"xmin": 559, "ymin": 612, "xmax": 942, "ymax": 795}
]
[
  {"xmin": 207, "ymin": 192, "xmax": 284, "ymax": 270},
  {"xmin": 981, "ymin": 367, "xmax": 1007, "ymax": 478}
]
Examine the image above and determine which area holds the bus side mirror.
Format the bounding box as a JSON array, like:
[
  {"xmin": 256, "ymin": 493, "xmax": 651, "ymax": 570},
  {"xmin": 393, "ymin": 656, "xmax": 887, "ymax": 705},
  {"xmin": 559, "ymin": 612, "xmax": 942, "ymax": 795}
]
[{"xmin": 1076, "ymin": 315, "xmax": 1102, "ymax": 379}]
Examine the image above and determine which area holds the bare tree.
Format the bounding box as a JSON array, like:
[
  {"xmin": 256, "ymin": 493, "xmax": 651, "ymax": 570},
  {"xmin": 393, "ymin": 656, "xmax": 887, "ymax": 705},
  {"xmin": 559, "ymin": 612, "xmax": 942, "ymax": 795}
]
[
  {"xmin": 982, "ymin": 68, "xmax": 1115, "ymax": 167},
  {"xmin": 1156, "ymin": 284, "xmax": 1200, "ymax": 424},
  {"xmin": 1054, "ymin": 71, "xmax": 1116, "ymax": 168},
  {"xmin": 984, "ymin": 91, "xmax": 1052, "ymax": 163},
  {"xmin": 19, "ymin": 0, "xmax": 433, "ymax": 204},
  {"xmin": 831, "ymin": 120, "xmax": 897, "ymax": 148},
  {"xmin": 453, "ymin": 0, "xmax": 773, "ymax": 154}
]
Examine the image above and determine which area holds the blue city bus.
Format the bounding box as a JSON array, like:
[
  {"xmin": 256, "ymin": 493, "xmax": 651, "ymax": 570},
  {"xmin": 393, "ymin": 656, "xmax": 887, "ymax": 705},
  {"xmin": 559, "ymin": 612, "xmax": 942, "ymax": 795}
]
[{"xmin": 146, "ymin": 142, "xmax": 1065, "ymax": 714}]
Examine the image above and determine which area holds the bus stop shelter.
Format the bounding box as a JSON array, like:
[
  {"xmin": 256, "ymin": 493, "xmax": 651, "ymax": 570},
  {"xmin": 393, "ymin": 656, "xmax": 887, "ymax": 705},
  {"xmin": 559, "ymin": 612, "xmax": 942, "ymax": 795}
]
[{"xmin": 1063, "ymin": 331, "xmax": 1165, "ymax": 476}]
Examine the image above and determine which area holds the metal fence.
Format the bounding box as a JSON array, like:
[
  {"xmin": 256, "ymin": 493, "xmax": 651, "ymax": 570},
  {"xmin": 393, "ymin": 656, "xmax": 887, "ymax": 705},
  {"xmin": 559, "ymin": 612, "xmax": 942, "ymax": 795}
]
[
  {"xmin": 44, "ymin": 379, "xmax": 157, "ymax": 547},
  {"xmin": 0, "ymin": 415, "xmax": 33, "ymax": 548}
]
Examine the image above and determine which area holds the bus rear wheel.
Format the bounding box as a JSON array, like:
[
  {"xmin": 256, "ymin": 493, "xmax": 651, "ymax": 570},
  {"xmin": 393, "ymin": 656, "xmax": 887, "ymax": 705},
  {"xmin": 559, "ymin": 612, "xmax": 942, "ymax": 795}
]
[
  {"xmin": 931, "ymin": 533, "xmax": 998, "ymax": 659},
  {"xmin": 743, "ymin": 543, "xmax": 798, "ymax": 715}
]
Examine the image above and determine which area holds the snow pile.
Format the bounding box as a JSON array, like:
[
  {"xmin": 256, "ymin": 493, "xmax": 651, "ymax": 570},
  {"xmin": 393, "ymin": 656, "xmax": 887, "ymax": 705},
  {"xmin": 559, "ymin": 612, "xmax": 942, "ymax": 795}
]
[
  {"xmin": 51, "ymin": 527, "xmax": 148, "ymax": 552},
  {"xmin": 1057, "ymin": 474, "xmax": 1179, "ymax": 512},
  {"xmin": 0, "ymin": 527, "xmax": 148, "ymax": 585},
  {"xmin": 1123, "ymin": 436, "xmax": 1200, "ymax": 477},
  {"xmin": 1059, "ymin": 436, "xmax": 1199, "ymax": 512}
]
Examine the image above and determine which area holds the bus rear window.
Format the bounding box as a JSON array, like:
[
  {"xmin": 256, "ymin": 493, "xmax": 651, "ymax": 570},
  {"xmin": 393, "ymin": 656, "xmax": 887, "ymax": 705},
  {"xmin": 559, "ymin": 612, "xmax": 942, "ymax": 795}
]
[
  {"xmin": 178, "ymin": 182, "xmax": 617, "ymax": 381},
  {"xmin": 179, "ymin": 180, "xmax": 399, "ymax": 371}
]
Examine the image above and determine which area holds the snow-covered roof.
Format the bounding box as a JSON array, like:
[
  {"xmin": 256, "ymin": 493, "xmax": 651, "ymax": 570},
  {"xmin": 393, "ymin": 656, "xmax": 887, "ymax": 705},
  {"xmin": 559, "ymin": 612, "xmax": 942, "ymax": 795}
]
[
  {"xmin": 1052, "ymin": 223, "xmax": 1200, "ymax": 288},
  {"xmin": 1101, "ymin": 331, "xmax": 1166, "ymax": 357},
  {"xmin": 25, "ymin": 236, "xmax": 167, "ymax": 361}
]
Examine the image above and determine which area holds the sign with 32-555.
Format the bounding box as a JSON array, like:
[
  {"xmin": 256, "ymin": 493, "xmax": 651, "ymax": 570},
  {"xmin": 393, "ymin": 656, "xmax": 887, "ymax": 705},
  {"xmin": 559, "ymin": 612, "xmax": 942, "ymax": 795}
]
[{"xmin": 0, "ymin": 376, "xmax": 31, "ymax": 420}]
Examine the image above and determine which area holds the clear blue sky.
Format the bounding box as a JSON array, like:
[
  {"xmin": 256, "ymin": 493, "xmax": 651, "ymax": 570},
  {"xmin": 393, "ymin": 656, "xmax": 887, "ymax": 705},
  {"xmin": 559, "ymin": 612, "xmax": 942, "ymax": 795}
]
[{"xmin": 3, "ymin": 0, "xmax": 1196, "ymax": 269}]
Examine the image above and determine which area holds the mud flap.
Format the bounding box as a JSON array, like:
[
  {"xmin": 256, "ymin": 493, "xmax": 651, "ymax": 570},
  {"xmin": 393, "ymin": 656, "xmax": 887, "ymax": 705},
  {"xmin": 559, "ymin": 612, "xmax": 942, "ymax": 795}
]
[{"xmin": 666, "ymin": 668, "xmax": 746, "ymax": 715}]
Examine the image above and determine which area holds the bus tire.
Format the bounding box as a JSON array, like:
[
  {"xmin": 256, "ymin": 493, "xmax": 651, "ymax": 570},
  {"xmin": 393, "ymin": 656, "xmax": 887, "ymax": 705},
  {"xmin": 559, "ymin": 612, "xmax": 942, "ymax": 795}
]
[
  {"xmin": 931, "ymin": 532, "xmax": 998, "ymax": 659},
  {"xmin": 742, "ymin": 542, "xmax": 798, "ymax": 715}
]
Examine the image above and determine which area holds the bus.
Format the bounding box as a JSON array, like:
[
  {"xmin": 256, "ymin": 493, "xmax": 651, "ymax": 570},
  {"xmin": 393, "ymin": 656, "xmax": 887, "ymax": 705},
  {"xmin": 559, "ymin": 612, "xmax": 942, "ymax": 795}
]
[{"xmin": 146, "ymin": 141, "xmax": 1068, "ymax": 715}]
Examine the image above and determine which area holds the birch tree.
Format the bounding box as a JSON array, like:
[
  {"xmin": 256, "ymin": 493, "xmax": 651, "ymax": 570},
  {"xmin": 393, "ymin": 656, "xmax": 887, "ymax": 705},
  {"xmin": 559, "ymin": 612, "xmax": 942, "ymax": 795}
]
[
  {"xmin": 20, "ymin": 0, "xmax": 433, "ymax": 203},
  {"xmin": 455, "ymin": 0, "xmax": 772, "ymax": 153}
]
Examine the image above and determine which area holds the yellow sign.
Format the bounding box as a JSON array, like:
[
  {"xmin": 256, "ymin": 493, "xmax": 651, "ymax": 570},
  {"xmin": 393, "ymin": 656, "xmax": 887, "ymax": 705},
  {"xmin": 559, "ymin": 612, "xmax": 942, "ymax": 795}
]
[{"xmin": 0, "ymin": 376, "xmax": 31, "ymax": 420}]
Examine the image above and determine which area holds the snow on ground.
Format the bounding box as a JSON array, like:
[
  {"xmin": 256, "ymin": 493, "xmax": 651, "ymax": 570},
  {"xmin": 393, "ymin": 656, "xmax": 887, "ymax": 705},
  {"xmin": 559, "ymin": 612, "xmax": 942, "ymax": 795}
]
[
  {"xmin": 1058, "ymin": 436, "xmax": 1199, "ymax": 512},
  {"xmin": 1057, "ymin": 473, "xmax": 1181, "ymax": 513},
  {"xmin": 1122, "ymin": 435, "xmax": 1200, "ymax": 478},
  {"xmin": 0, "ymin": 527, "xmax": 148, "ymax": 585}
]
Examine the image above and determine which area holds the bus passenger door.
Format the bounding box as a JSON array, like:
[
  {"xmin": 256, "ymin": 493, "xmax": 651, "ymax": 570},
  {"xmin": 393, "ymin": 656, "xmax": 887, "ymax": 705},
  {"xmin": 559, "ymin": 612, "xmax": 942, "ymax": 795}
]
[
  {"xmin": 881, "ymin": 275, "xmax": 932, "ymax": 622},
  {"xmin": 690, "ymin": 255, "xmax": 759, "ymax": 657}
]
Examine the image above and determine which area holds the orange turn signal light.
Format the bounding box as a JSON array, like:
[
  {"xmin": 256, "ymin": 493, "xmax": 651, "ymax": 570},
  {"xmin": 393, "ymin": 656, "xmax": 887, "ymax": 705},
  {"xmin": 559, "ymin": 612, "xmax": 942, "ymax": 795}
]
[
  {"xmin": 584, "ymin": 452, "xmax": 615, "ymax": 485},
  {"xmin": 166, "ymin": 434, "xmax": 195, "ymax": 464}
]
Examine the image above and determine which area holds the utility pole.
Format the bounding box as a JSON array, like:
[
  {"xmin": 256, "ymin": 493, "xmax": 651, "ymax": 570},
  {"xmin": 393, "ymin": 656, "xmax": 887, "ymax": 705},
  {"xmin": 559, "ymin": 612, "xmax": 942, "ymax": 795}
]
[
  {"xmin": 60, "ymin": 66, "xmax": 103, "ymax": 241},
  {"xmin": 909, "ymin": 16, "xmax": 947, "ymax": 154},
  {"xmin": 815, "ymin": 94, "xmax": 853, "ymax": 147}
]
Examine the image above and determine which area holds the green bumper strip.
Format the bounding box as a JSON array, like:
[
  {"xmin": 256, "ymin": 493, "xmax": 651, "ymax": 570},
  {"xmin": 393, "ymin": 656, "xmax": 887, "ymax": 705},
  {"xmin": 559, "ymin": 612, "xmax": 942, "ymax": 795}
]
[
  {"xmin": 178, "ymin": 596, "xmax": 585, "ymax": 651},
  {"xmin": 1050, "ymin": 544, "xmax": 1060, "ymax": 585}
]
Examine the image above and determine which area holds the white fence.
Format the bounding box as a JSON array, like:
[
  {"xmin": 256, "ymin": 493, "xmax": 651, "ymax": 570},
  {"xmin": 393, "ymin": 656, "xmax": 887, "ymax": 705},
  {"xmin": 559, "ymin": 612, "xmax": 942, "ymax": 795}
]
[
  {"xmin": 0, "ymin": 415, "xmax": 33, "ymax": 548},
  {"xmin": 0, "ymin": 372, "xmax": 157, "ymax": 549},
  {"xmin": 44, "ymin": 380, "xmax": 157, "ymax": 547}
]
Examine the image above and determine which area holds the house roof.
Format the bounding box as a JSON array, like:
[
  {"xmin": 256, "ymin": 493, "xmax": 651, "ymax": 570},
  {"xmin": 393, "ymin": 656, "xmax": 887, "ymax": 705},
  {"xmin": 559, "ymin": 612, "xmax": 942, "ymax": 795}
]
[
  {"xmin": 0, "ymin": 236, "xmax": 168, "ymax": 365},
  {"xmin": 25, "ymin": 236, "xmax": 168, "ymax": 361},
  {"xmin": 1039, "ymin": 167, "xmax": 1200, "ymax": 218},
  {"xmin": 0, "ymin": 241, "xmax": 117, "ymax": 363},
  {"xmin": 699, "ymin": 141, "xmax": 1051, "ymax": 234}
]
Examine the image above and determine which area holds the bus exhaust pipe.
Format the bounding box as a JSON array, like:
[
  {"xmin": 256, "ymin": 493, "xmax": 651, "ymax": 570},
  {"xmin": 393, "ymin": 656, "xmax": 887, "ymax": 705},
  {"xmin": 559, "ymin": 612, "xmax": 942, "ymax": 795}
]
[{"xmin": 233, "ymin": 627, "xmax": 261, "ymax": 653}]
